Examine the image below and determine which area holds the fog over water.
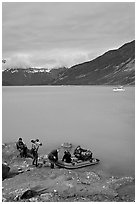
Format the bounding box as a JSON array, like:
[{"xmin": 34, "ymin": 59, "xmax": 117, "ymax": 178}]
[{"xmin": 2, "ymin": 86, "xmax": 135, "ymax": 177}]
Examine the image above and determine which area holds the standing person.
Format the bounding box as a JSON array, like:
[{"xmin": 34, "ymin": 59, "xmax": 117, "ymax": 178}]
[
  {"xmin": 48, "ymin": 149, "xmax": 59, "ymax": 169},
  {"xmin": 31, "ymin": 139, "xmax": 42, "ymax": 167},
  {"xmin": 16, "ymin": 138, "xmax": 27, "ymax": 158}
]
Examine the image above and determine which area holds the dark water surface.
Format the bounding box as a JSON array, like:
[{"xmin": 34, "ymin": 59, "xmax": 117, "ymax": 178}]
[{"xmin": 2, "ymin": 86, "xmax": 135, "ymax": 177}]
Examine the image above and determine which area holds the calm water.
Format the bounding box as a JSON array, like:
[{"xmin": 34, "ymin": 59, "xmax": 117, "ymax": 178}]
[{"xmin": 2, "ymin": 86, "xmax": 135, "ymax": 177}]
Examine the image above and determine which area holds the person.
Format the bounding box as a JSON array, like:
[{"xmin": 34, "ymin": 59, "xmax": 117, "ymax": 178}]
[
  {"xmin": 74, "ymin": 145, "xmax": 92, "ymax": 161},
  {"xmin": 31, "ymin": 139, "xmax": 42, "ymax": 167},
  {"xmin": 62, "ymin": 150, "xmax": 72, "ymax": 163},
  {"xmin": 48, "ymin": 149, "xmax": 59, "ymax": 169},
  {"xmin": 74, "ymin": 145, "xmax": 86, "ymax": 157},
  {"xmin": 16, "ymin": 138, "xmax": 27, "ymax": 158}
]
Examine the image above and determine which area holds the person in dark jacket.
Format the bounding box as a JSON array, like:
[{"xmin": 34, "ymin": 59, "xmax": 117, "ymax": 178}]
[
  {"xmin": 62, "ymin": 150, "xmax": 72, "ymax": 163},
  {"xmin": 16, "ymin": 138, "xmax": 27, "ymax": 158},
  {"xmin": 74, "ymin": 145, "xmax": 88, "ymax": 160},
  {"xmin": 48, "ymin": 149, "xmax": 59, "ymax": 169}
]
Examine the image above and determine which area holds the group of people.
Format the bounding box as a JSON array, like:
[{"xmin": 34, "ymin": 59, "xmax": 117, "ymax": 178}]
[
  {"xmin": 16, "ymin": 138, "xmax": 42, "ymax": 167},
  {"xmin": 48, "ymin": 149, "xmax": 72, "ymax": 169},
  {"xmin": 74, "ymin": 145, "xmax": 93, "ymax": 161},
  {"xmin": 48, "ymin": 145, "xmax": 93, "ymax": 169},
  {"xmin": 16, "ymin": 138, "xmax": 92, "ymax": 169}
]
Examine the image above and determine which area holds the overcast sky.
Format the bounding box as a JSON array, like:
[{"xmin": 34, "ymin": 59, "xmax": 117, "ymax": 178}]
[{"xmin": 2, "ymin": 2, "xmax": 135, "ymax": 69}]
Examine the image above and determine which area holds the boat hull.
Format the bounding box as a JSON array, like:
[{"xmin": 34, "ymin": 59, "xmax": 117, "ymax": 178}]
[{"xmin": 55, "ymin": 158, "xmax": 100, "ymax": 169}]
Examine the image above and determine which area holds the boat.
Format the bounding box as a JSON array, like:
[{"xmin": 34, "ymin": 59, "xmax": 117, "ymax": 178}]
[
  {"xmin": 55, "ymin": 158, "xmax": 100, "ymax": 169},
  {"xmin": 113, "ymin": 86, "xmax": 125, "ymax": 92},
  {"xmin": 61, "ymin": 142, "xmax": 72, "ymax": 149}
]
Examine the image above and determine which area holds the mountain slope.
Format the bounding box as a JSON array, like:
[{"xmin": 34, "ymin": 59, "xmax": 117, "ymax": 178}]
[
  {"xmin": 53, "ymin": 40, "xmax": 135, "ymax": 85},
  {"xmin": 2, "ymin": 67, "xmax": 67, "ymax": 86},
  {"xmin": 2, "ymin": 40, "xmax": 135, "ymax": 86}
]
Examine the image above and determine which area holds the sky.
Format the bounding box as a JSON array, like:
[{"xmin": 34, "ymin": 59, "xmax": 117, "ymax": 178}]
[{"xmin": 2, "ymin": 2, "xmax": 135, "ymax": 69}]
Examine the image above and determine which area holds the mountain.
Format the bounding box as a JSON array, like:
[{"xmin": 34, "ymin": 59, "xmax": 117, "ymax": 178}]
[
  {"xmin": 2, "ymin": 67, "xmax": 67, "ymax": 86},
  {"xmin": 53, "ymin": 40, "xmax": 135, "ymax": 85},
  {"xmin": 2, "ymin": 40, "xmax": 135, "ymax": 86}
]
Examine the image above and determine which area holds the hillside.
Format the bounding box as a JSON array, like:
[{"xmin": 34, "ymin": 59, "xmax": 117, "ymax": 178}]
[
  {"xmin": 2, "ymin": 40, "xmax": 135, "ymax": 86},
  {"xmin": 2, "ymin": 67, "xmax": 67, "ymax": 86},
  {"xmin": 54, "ymin": 40, "xmax": 135, "ymax": 85}
]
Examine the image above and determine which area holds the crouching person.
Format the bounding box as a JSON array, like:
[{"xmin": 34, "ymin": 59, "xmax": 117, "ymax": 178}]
[
  {"xmin": 48, "ymin": 149, "xmax": 59, "ymax": 169},
  {"xmin": 62, "ymin": 150, "xmax": 72, "ymax": 163},
  {"xmin": 16, "ymin": 138, "xmax": 27, "ymax": 158}
]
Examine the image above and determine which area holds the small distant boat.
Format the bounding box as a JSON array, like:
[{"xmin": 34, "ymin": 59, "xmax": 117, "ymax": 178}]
[
  {"xmin": 55, "ymin": 158, "xmax": 100, "ymax": 169},
  {"xmin": 61, "ymin": 142, "xmax": 72, "ymax": 149},
  {"xmin": 113, "ymin": 86, "xmax": 125, "ymax": 92}
]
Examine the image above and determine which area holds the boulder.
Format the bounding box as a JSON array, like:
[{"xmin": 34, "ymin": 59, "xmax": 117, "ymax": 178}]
[{"xmin": 2, "ymin": 163, "xmax": 10, "ymax": 179}]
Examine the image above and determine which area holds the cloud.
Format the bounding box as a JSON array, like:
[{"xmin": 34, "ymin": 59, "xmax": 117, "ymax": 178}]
[
  {"xmin": 2, "ymin": 2, "xmax": 135, "ymax": 69},
  {"xmin": 2, "ymin": 49, "xmax": 90, "ymax": 69},
  {"xmin": 2, "ymin": 54, "xmax": 31, "ymax": 69}
]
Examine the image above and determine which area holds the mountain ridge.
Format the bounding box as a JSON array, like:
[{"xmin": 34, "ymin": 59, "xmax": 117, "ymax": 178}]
[
  {"xmin": 2, "ymin": 40, "xmax": 135, "ymax": 86},
  {"xmin": 53, "ymin": 40, "xmax": 135, "ymax": 85}
]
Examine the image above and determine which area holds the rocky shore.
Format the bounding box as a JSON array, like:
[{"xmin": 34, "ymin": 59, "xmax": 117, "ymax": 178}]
[{"xmin": 2, "ymin": 142, "xmax": 135, "ymax": 202}]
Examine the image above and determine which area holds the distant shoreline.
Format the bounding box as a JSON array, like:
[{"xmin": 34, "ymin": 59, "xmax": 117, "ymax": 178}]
[{"xmin": 2, "ymin": 84, "xmax": 135, "ymax": 87}]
